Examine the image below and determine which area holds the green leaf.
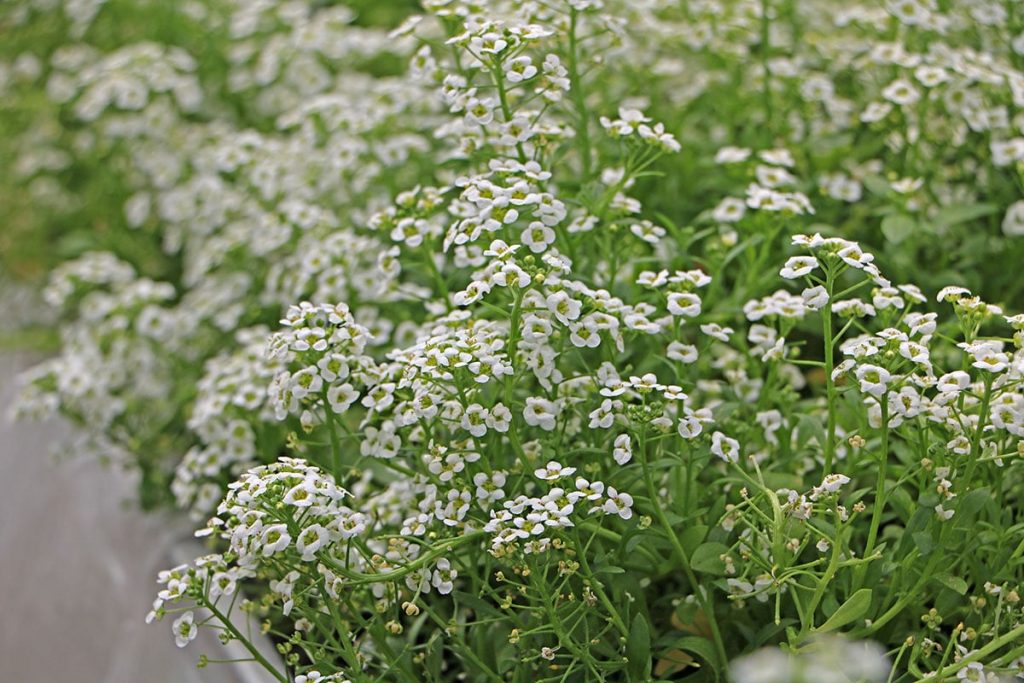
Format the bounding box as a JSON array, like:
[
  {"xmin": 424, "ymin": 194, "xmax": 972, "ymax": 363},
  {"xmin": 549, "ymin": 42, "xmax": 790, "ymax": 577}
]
[
  {"xmin": 822, "ymin": 593, "xmax": 839, "ymax": 618},
  {"xmin": 626, "ymin": 614, "xmax": 652, "ymax": 681},
  {"xmin": 956, "ymin": 487, "xmax": 992, "ymax": 523},
  {"xmin": 722, "ymin": 235, "xmax": 764, "ymax": 270},
  {"xmin": 679, "ymin": 525, "xmax": 709, "ymax": 556},
  {"xmin": 933, "ymin": 574, "xmax": 969, "ymax": 596},
  {"xmin": 690, "ymin": 542, "xmax": 730, "ymax": 575},
  {"xmin": 625, "ymin": 532, "xmax": 646, "ymax": 555},
  {"xmin": 935, "ymin": 203, "xmax": 998, "ymax": 227},
  {"xmin": 814, "ymin": 588, "xmax": 873, "ymax": 633},
  {"xmin": 425, "ymin": 632, "xmax": 444, "ymax": 678},
  {"xmin": 912, "ymin": 530, "xmax": 934, "ymax": 556},
  {"xmin": 881, "ymin": 213, "xmax": 917, "ymax": 244},
  {"xmin": 673, "ymin": 635, "xmax": 720, "ymax": 673},
  {"xmin": 862, "ymin": 174, "xmax": 891, "ymax": 197}
]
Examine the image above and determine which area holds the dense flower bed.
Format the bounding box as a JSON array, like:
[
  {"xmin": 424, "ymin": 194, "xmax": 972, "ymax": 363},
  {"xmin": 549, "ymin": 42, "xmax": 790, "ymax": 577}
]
[{"xmin": 6, "ymin": 0, "xmax": 1024, "ymax": 681}]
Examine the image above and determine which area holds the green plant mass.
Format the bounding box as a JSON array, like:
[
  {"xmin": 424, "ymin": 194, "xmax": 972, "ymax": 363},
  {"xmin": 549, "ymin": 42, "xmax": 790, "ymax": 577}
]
[{"xmin": 6, "ymin": 0, "xmax": 1024, "ymax": 681}]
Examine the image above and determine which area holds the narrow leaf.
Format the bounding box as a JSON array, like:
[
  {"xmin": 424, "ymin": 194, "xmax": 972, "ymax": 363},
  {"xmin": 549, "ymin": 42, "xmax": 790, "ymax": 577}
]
[{"xmin": 815, "ymin": 588, "xmax": 872, "ymax": 633}]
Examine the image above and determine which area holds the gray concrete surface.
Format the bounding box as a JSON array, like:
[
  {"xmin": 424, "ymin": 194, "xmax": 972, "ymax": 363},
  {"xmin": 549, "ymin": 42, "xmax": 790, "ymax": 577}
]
[{"xmin": 0, "ymin": 351, "xmax": 277, "ymax": 683}]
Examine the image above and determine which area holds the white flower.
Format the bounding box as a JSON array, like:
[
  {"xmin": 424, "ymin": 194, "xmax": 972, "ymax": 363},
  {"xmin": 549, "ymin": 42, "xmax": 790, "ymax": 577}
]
[
  {"xmin": 972, "ymin": 350, "xmax": 1010, "ymax": 373},
  {"xmin": 889, "ymin": 0, "xmax": 931, "ymax": 25},
  {"xmin": 956, "ymin": 662, "xmax": 988, "ymax": 682},
  {"xmin": 855, "ymin": 364, "xmax": 891, "ymax": 397},
  {"xmin": 630, "ymin": 220, "xmax": 666, "ymax": 244},
  {"xmin": 937, "ymin": 371, "xmax": 970, "ymax": 394},
  {"xmin": 535, "ymin": 460, "xmax": 577, "ymax": 481},
  {"xmin": 861, "ymin": 101, "xmax": 893, "ymax": 123},
  {"xmin": 914, "ymin": 65, "xmax": 948, "ymax": 87},
  {"xmin": 759, "ymin": 149, "xmax": 795, "ymax": 167},
  {"xmin": 568, "ymin": 320, "xmax": 602, "ymax": 348},
  {"xmin": 469, "ymin": 32, "xmax": 508, "ymax": 54},
  {"xmin": 712, "ymin": 197, "xmax": 746, "ymax": 223},
  {"xmin": 700, "ymin": 322, "xmax": 733, "ymax": 341},
  {"xmin": 283, "ymin": 481, "xmax": 316, "ymax": 507},
  {"xmin": 992, "ymin": 139, "xmax": 1024, "ymax": 167},
  {"xmin": 295, "ymin": 524, "xmax": 329, "ymax": 561},
  {"xmin": 172, "ymin": 611, "xmax": 198, "ymax": 648},
  {"xmin": 637, "ymin": 122, "xmax": 681, "ymax": 153},
  {"xmin": 780, "ymin": 256, "xmax": 819, "ymax": 279},
  {"xmin": 486, "ymin": 403, "xmax": 512, "ymax": 432},
  {"xmin": 461, "ymin": 403, "xmax": 490, "ymax": 437},
  {"xmin": 454, "ymin": 280, "xmax": 492, "ymax": 306},
  {"xmin": 522, "ymin": 221, "xmax": 556, "ymax": 252},
  {"xmin": 667, "ymin": 292, "xmax": 702, "ymax": 317},
  {"xmin": 612, "ymin": 434, "xmax": 632, "ymax": 465},
  {"xmin": 802, "ymin": 286, "xmax": 828, "ymax": 310},
  {"xmin": 588, "ymin": 399, "xmax": 618, "ymax": 429},
  {"xmin": 209, "ymin": 572, "xmax": 237, "ymax": 600},
  {"xmin": 882, "ymin": 79, "xmax": 920, "ymax": 106},
  {"xmin": 937, "ymin": 285, "xmax": 971, "ymax": 302},
  {"xmin": 898, "ymin": 341, "xmax": 929, "ymax": 365},
  {"xmin": 710, "ymin": 431, "xmax": 740, "ymax": 463},
  {"xmin": 504, "ymin": 56, "xmax": 537, "ymax": 83},
  {"xmin": 290, "ymin": 367, "xmax": 323, "ymax": 399},
  {"xmin": 523, "ymin": 397, "xmax": 559, "ymax": 431},
  {"xmin": 546, "ymin": 290, "xmax": 582, "ymax": 324},
  {"xmin": 431, "ymin": 558, "xmax": 458, "ymax": 595},
  {"xmin": 474, "ymin": 471, "xmax": 506, "ymax": 502},
  {"xmin": 361, "ymin": 423, "xmax": 401, "ymax": 458},
  {"xmin": 602, "ymin": 487, "xmax": 634, "ymax": 519},
  {"xmin": 817, "ymin": 473, "xmax": 850, "ymax": 494},
  {"xmin": 575, "ymin": 477, "xmax": 605, "ymax": 500},
  {"xmin": 465, "ymin": 97, "xmax": 495, "ymax": 125},
  {"xmin": 836, "ymin": 243, "xmax": 874, "ymax": 269},
  {"xmin": 261, "ymin": 523, "xmax": 292, "ymax": 556},
  {"xmin": 678, "ymin": 414, "xmax": 703, "ymax": 439},
  {"xmin": 714, "ymin": 146, "xmax": 751, "ymax": 164},
  {"xmin": 890, "ymin": 177, "xmax": 923, "ymax": 195},
  {"xmin": 667, "ymin": 341, "xmax": 698, "ymax": 363},
  {"xmin": 1002, "ymin": 201, "xmax": 1024, "ymax": 236},
  {"xmin": 756, "ymin": 164, "xmax": 797, "ymax": 188}
]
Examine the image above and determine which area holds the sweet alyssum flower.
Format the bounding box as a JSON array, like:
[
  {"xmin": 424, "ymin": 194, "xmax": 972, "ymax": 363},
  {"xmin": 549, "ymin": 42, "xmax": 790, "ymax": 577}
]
[{"xmin": 15, "ymin": 2, "xmax": 1024, "ymax": 681}]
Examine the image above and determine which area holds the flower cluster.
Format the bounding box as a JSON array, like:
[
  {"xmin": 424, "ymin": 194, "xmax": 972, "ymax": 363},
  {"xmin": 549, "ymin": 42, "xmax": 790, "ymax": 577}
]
[{"xmin": 7, "ymin": 0, "xmax": 1024, "ymax": 681}]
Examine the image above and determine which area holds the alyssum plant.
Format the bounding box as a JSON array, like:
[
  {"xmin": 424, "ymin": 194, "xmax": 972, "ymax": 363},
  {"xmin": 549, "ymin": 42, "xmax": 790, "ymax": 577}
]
[
  {"xmin": 7, "ymin": 0, "xmax": 1024, "ymax": 681},
  {"xmin": 145, "ymin": 8, "xmax": 1024, "ymax": 683},
  {"xmin": 149, "ymin": 239, "xmax": 1024, "ymax": 682}
]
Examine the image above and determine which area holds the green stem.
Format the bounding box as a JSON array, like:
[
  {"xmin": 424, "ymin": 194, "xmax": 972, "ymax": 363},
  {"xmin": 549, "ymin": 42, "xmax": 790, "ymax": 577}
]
[
  {"xmin": 856, "ymin": 548, "xmax": 942, "ymax": 635},
  {"xmin": 503, "ymin": 287, "xmax": 529, "ymax": 463},
  {"xmin": 637, "ymin": 426, "xmax": 728, "ymax": 672},
  {"xmin": 492, "ymin": 63, "xmax": 528, "ymax": 164},
  {"xmin": 418, "ymin": 600, "xmax": 502, "ymax": 681},
  {"xmin": 205, "ymin": 600, "xmax": 290, "ymax": 683},
  {"xmin": 802, "ymin": 517, "xmax": 845, "ymax": 633},
  {"xmin": 325, "ymin": 406, "xmax": 343, "ymax": 481},
  {"xmin": 567, "ymin": 8, "xmax": 592, "ymax": 179},
  {"xmin": 759, "ymin": 0, "xmax": 773, "ymax": 131},
  {"xmin": 855, "ymin": 399, "xmax": 889, "ymax": 591},
  {"xmin": 923, "ymin": 622, "xmax": 1024, "ymax": 682},
  {"xmin": 567, "ymin": 531, "xmax": 629, "ymax": 638},
  {"xmin": 962, "ymin": 374, "xmax": 994, "ymax": 486},
  {"xmin": 822, "ymin": 270, "xmax": 838, "ymax": 474}
]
